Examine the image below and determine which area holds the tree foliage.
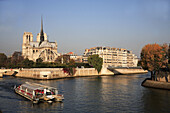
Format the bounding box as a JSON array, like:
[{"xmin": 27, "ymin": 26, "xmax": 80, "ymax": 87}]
[
  {"xmin": 21, "ymin": 58, "xmax": 34, "ymax": 68},
  {"xmin": 11, "ymin": 51, "xmax": 24, "ymax": 67},
  {"xmin": 88, "ymin": 54, "xmax": 103, "ymax": 73},
  {"xmin": 36, "ymin": 58, "xmax": 43, "ymax": 63},
  {"xmin": 168, "ymin": 44, "xmax": 170, "ymax": 64},
  {"xmin": 0, "ymin": 53, "xmax": 7, "ymax": 68},
  {"xmin": 140, "ymin": 43, "xmax": 168, "ymax": 80},
  {"xmin": 55, "ymin": 55, "xmax": 70, "ymax": 64}
]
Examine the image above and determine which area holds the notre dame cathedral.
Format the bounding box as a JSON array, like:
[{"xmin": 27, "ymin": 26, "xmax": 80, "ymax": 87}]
[{"xmin": 22, "ymin": 17, "xmax": 59, "ymax": 62}]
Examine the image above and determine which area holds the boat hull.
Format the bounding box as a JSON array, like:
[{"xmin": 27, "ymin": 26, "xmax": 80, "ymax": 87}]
[
  {"xmin": 15, "ymin": 88, "xmax": 34, "ymax": 101},
  {"xmin": 14, "ymin": 82, "xmax": 64, "ymax": 103}
]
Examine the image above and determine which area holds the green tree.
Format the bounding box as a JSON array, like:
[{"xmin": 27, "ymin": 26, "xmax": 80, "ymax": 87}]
[
  {"xmin": 0, "ymin": 53, "xmax": 7, "ymax": 68},
  {"xmin": 68, "ymin": 59, "xmax": 76, "ymax": 75},
  {"xmin": 168, "ymin": 44, "xmax": 170, "ymax": 64},
  {"xmin": 88, "ymin": 54, "xmax": 103, "ymax": 73},
  {"xmin": 11, "ymin": 51, "xmax": 24, "ymax": 68},
  {"xmin": 55, "ymin": 55, "xmax": 70, "ymax": 64},
  {"xmin": 36, "ymin": 58, "xmax": 43, "ymax": 63},
  {"xmin": 140, "ymin": 43, "xmax": 168, "ymax": 80},
  {"xmin": 21, "ymin": 58, "xmax": 34, "ymax": 68}
]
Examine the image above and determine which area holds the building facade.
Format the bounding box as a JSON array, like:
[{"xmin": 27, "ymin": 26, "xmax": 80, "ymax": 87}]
[
  {"xmin": 66, "ymin": 52, "xmax": 83, "ymax": 63},
  {"xmin": 83, "ymin": 47, "xmax": 138, "ymax": 67},
  {"xmin": 22, "ymin": 18, "xmax": 59, "ymax": 62}
]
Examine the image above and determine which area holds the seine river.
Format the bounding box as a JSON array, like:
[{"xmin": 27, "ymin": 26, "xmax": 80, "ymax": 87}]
[{"xmin": 0, "ymin": 73, "xmax": 170, "ymax": 113}]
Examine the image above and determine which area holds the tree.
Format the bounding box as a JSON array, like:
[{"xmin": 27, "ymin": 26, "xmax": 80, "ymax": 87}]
[
  {"xmin": 140, "ymin": 43, "xmax": 168, "ymax": 80},
  {"xmin": 21, "ymin": 58, "xmax": 34, "ymax": 68},
  {"xmin": 88, "ymin": 54, "xmax": 103, "ymax": 73},
  {"xmin": 36, "ymin": 58, "xmax": 43, "ymax": 63},
  {"xmin": 11, "ymin": 51, "xmax": 24, "ymax": 68},
  {"xmin": 0, "ymin": 53, "xmax": 7, "ymax": 68},
  {"xmin": 168, "ymin": 44, "xmax": 170, "ymax": 64},
  {"xmin": 168, "ymin": 44, "xmax": 170, "ymax": 70},
  {"xmin": 55, "ymin": 55, "xmax": 70, "ymax": 64},
  {"xmin": 69, "ymin": 59, "xmax": 76, "ymax": 67},
  {"xmin": 62, "ymin": 59, "xmax": 76, "ymax": 76}
]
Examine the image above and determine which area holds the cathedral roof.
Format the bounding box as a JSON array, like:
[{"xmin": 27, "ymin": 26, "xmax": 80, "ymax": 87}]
[
  {"xmin": 39, "ymin": 41, "xmax": 57, "ymax": 48},
  {"xmin": 30, "ymin": 42, "xmax": 39, "ymax": 47}
]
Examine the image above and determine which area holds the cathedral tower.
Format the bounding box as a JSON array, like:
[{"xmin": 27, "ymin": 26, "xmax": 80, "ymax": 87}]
[
  {"xmin": 22, "ymin": 16, "xmax": 59, "ymax": 62},
  {"xmin": 23, "ymin": 32, "xmax": 33, "ymax": 44}
]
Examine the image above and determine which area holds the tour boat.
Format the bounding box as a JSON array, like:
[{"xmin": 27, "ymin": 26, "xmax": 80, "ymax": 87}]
[{"xmin": 14, "ymin": 82, "xmax": 64, "ymax": 103}]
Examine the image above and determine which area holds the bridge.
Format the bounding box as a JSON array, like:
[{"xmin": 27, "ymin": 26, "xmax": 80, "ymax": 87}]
[{"xmin": 0, "ymin": 69, "xmax": 19, "ymax": 77}]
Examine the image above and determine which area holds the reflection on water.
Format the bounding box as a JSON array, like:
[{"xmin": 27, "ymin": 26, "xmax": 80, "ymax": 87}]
[{"xmin": 0, "ymin": 73, "xmax": 170, "ymax": 113}]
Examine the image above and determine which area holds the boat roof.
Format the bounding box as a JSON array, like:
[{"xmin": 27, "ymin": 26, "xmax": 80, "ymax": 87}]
[
  {"xmin": 21, "ymin": 82, "xmax": 56, "ymax": 90},
  {"xmin": 21, "ymin": 83, "xmax": 44, "ymax": 90}
]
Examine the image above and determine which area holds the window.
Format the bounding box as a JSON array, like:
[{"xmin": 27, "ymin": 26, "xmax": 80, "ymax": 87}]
[
  {"xmin": 33, "ymin": 50, "xmax": 35, "ymax": 53},
  {"xmin": 29, "ymin": 35, "xmax": 30, "ymax": 41}
]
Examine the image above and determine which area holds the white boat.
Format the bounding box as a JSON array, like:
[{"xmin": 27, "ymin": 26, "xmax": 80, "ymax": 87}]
[{"xmin": 14, "ymin": 82, "xmax": 64, "ymax": 103}]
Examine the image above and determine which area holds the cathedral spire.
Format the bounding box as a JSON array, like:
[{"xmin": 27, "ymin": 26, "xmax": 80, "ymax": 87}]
[
  {"xmin": 41, "ymin": 16, "xmax": 43, "ymax": 35},
  {"xmin": 40, "ymin": 16, "xmax": 44, "ymax": 44}
]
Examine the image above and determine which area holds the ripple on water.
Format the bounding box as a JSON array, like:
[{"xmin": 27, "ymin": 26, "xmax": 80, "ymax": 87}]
[{"xmin": 0, "ymin": 74, "xmax": 170, "ymax": 113}]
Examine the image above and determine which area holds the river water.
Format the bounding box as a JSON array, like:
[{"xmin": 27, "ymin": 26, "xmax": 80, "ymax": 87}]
[{"xmin": 0, "ymin": 73, "xmax": 170, "ymax": 113}]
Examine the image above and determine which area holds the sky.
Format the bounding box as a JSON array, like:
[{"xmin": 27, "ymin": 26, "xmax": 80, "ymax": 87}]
[{"xmin": 0, "ymin": 0, "xmax": 170, "ymax": 57}]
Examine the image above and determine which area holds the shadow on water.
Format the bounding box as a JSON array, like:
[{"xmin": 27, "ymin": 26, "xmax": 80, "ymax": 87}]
[
  {"xmin": 32, "ymin": 102, "xmax": 64, "ymax": 109},
  {"xmin": 142, "ymin": 88, "xmax": 170, "ymax": 113}
]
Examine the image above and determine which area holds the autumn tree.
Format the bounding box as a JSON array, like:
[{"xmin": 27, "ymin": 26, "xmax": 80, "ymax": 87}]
[
  {"xmin": 88, "ymin": 54, "xmax": 103, "ymax": 73},
  {"xmin": 140, "ymin": 43, "xmax": 168, "ymax": 80}
]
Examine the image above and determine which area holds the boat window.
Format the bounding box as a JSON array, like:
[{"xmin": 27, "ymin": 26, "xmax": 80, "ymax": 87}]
[
  {"xmin": 46, "ymin": 92, "xmax": 51, "ymax": 95},
  {"xmin": 22, "ymin": 86, "xmax": 26, "ymax": 90},
  {"xmin": 27, "ymin": 89, "xmax": 33, "ymax": 93},
  {"xmin": 51, "ymin": 89, "xmax": 56, "ymax": 95}
]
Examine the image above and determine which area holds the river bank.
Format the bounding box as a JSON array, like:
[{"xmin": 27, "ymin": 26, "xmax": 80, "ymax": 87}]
[
  {"xmin": 142, "ymin": 78, "xmax": 170, "ymax": 90},
  {"xmin": 0, "ymin": 67, "xmax": 147, "ymax": 79}
]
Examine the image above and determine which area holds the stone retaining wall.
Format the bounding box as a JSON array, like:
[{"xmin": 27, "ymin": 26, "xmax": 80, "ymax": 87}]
[
  {"xmin": 2, "ymin": 67, "xmax": 148, "ymax": 79},
  {"xmin": 74, "ymin": 68, "xmax": 99, "ymax": 76},
  {"xmin": 113, "ymin": 68, "xmax": 148, "ymax": 75},
  {"xmin": 16, "ymin": 68, "xmax": 68, "ymax": 80},
  {"xmin": 16, "ymin": 68, "xmax": 101, "ymax": 79},
  {"xmin": 142, "ymin": 79, "xmax": 170, "ymax": 90}
]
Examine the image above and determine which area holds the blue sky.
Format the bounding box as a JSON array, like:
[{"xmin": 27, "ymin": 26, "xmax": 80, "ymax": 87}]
[{"xmin": 0, "ymin": 0, "xmax": 170, "ymax": 57}]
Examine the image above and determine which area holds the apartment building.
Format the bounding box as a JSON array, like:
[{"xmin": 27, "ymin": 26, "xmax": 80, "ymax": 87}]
[
  {"xmin": 67, "ymin": 52, "xmax": 83, "ymax": 63},
  {"xmin": 83, "ymin": 47, "xmax": 138, "ymax": 67}
]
